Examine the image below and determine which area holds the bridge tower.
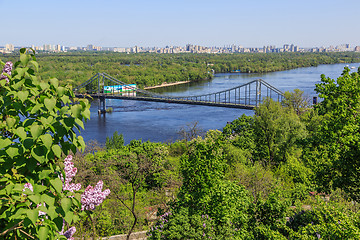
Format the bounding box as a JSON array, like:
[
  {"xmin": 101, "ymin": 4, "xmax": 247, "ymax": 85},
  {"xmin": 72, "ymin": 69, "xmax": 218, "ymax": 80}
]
[{"xmin": 97, "ymin": 73, "xmax": 107, "ymax": 114}]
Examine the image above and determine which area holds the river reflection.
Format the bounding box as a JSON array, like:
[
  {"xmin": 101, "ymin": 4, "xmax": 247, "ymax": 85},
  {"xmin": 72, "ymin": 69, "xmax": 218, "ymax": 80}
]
[{"xmin": 80, "ymin": 63, "xmax": 359, "ymax": 144}]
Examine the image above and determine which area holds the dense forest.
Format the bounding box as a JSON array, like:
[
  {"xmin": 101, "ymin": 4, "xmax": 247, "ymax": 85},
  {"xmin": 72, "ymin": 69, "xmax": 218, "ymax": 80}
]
[
  {"xmin": 2, "ymin": 50, "xmax": 360, "ymax": 239},
  {"xmin": 2, "ymin": 51, "xmax": 360, "ymax": 89}
]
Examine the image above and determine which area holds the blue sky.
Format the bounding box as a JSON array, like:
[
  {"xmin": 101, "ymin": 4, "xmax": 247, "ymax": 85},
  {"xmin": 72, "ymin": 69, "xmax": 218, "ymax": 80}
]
[{"xmin": 1, "ymin": 0, "xmax": 359, "ymax": 48}]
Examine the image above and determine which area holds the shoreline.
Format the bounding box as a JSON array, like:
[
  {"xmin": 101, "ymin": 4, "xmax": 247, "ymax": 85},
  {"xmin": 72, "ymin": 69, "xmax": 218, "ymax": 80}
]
[{"xmin": 144, "ymin": 81, "xmax": 191, "ymax": 90}]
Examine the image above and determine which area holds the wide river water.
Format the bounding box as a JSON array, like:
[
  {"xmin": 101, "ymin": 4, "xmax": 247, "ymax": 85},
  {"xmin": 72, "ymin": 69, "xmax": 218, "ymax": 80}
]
[{"xmin": 80, "ymin": 63, "xmax": 359, "ymax": 144}]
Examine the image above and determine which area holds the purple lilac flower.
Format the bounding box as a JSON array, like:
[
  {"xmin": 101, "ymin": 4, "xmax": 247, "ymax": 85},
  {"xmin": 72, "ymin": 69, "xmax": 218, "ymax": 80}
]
[
  {"xmin": 60, "ymin": 155, "xmax": 81, "ymax": 192},
  {"xmin": 63, "ymin": 226, "xmax": 76, "ymax": 240},
  {"xmin": 23, "ymin": 182, "xmax": 33, "ymax": 192},
  {"xmin": 59, "ymin": 219, "xmax": 76, "ymax": 240},
  {"xmin": 37, "ymin": 202, "xmax": 47, "ymax": 216},
  {"xmin": 203, "ymin": 223, "xmax": 206, "ymax": 228},
  {"xmin": 81, "ymin": 180, "xmax": 110, "ymax": 210},
  {"xmin": 0, "ymin": 61, "xmax": 13, "ymax": 83}
]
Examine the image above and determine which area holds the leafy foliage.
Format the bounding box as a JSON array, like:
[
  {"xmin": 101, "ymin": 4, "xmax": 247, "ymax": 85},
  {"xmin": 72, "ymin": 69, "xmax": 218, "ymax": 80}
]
[
  {"xmin": 308, "ymin": 67, "xmax": 360, "ymax": 200},
  {"xmin": 253, "ymin": 98, "xmax": 306, "ymax": 166},
  {"xmin": 0, "ymin": 49, "xmax": 90, "ymax": 239}
]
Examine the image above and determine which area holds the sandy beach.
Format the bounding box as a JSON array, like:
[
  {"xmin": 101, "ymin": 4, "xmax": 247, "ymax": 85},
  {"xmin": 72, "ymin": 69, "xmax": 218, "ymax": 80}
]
[{"xmin": 144, "ymin": 81, "xmax": 190, "ymax": 90}]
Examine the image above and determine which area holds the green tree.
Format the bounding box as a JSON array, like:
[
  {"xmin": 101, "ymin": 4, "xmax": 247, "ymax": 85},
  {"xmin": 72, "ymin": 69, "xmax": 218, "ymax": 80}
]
[
  {"xmin": 282, "ymin": 89, "xmax": 310, "ymax": 115},
  {"xmin": 149, "ymin": 131, "xmax": 252, "ymax": 239},
  {"xmin": 105, "ymin": 131, "xmax": 124, "ymax": 150},
  {"xmin": 253, "ymin": 98, "xmax": 306, "ymax": 166},
  {"xmin": 109, "ymin": 140, "xmax": 169, "ymax": 240},
  {"xmin": 311, "ymin": 67, "xmax": 360, "ymax": 200}
]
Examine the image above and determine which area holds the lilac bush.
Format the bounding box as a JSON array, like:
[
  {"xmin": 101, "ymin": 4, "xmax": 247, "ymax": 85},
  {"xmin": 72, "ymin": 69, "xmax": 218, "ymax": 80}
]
[
  {"xmin": 0, "ymin": 49, "xmax": 91, "ymax": 239},
  {"xmin": 22, "ymin": 155, "xmax": 110, "ymax": 239}
]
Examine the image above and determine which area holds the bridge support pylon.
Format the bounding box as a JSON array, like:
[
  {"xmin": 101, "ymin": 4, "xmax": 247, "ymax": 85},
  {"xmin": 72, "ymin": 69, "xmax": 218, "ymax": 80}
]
[{"xmin": 98, "ymin": 96, "xmax": 106, "ymax": 114}]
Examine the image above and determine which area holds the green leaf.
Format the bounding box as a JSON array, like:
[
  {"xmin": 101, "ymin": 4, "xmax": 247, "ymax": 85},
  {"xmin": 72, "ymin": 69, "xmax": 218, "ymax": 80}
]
[
  {"xmin": 20, "ymin": 53, "xmax": 30, "ymax": 66},
  {"xmin": 6, "ymin": 146, "xmax": 19, "ymax": 159},
  {"xmin": 83, "ymin": 109, "xmax": 91, "ymax": 120},
  {"xmin": 40, "ymin": 82, "xmax": 49, "ymax": 90},
  {"xmin": 40, "ymin": 134, "xmax": 53, "ymax": 149},
  {"xmin": 51, "ymin": 144, "xmax": 62, "ymax": 158},
  {"xmin": 53, "ymin": 217, "xmax": 63, "ymax": 231},
  {"xmin": 26, "ymin": 209, "xmax": 38, "ymax": 225},
  {"xmin": 0, "ymin": 138, "xmax": 12, "ymax": 149},
  {"xmin": 38, "ymin": 226, "xmax": 49, "ymax": 240},
  {"xmin": 61, "ymin": 198, "xmax": 72, "ymax": 213},
  {"xmin": 61, "ymin": 95, "xmax": 70, "ymax": 104},
  {"xmin": 14, "ymin": 127, "xmax": 27, "ymax": 140},
  {"xmin": 29, "ymin": 60, "xmax": 39, "ymax": 72},
  {"xmin": 44, "ymin": 98, "xmax": 56, "ymax": 111},
  {"xmin": 30, "ymin": 124, "xmax": 43, "ymax": 139},
  {"xmin": 31, "ymin": 146, "xmax": 47, "ymax": 163},
  {"xmin": 41, "ymin": 116, "xmax": 54, "ymax": 126},
  {"xmin": 41, "ymin": 194, "xmax": 55, "ymax": 206},
  {"xmin": 57, "ymin": 86, "xmax": 65, "ymax": 97},
  {"xmin": 39, "ymin": 169, "xmax": 52, "ymax": 180},
  {"xmin": 75, "ymin": 118, "xmax": 84, "ymax": 130},
  {"xmin": 50, "ymin": 178, "xmax": 63, "ymax": 194},
  {"xmin": 71, "ymin": 104, "xmax": 82, "ymax": 119},
  {"xmin": 72, "ymin": 193, "xmax": 82, "ymax": 208},
  {"xmin": 33, "ymin": 184, "xmax": 47, "ymax": 194},
  {"xmin": 23, "ymin": 138, "xmax": 34, "ymax": 149},
  {"xmin": 17, "ymin": 91, "xmax": 29, "ymax": 103},
  {"xmin": 28, "ymin": 194, "xmax": 41, "ymax": 204},
  {"xmin": 30, "ymin": 103, "xmax": 42, "ymax": 114},
  {"xmin": 15, "ymin": 67, "xmax": 26, "ymax": 78},
  {"xmin": 77, "ymin": 136, "xmax": 85, "ymax": 151},
  {"xmin": 47, "ymin": 206, "xmax": 57, "ymax": 220},
  {"xmin": 64, "ymin": 211, "xmax": 74, "ymax": 224},
  {"xmin": 5, "ymin": 183, "xmax": 14, "ymax": 195},
  {"xmin": 6, "ymin": 117, "xmax": 16, "ymax": 128},
  {"xmin": 50, "ymin": 78, "xmax": 59, "ymax": 88}
]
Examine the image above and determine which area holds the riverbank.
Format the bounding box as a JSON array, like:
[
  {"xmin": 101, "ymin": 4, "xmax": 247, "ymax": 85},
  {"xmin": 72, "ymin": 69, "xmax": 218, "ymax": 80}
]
[{"xmin": 144, "ymin": 81, "xmax": 190, "ymax": 90}]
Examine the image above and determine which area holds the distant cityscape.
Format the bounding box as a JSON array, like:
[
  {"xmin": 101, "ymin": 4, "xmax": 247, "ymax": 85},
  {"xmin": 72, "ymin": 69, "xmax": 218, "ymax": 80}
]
[{"xmin": 1, "ymin": 43, "xmax": 360, "ymax": 54}]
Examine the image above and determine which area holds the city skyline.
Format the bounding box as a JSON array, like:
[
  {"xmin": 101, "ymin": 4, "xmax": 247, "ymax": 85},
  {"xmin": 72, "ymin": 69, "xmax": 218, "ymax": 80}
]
[
  {"xmin": 1, "ymin": 0, "xmax": 360, "ymax": 48},
  {"xmin": 1, "ymin": 42, "xmax": 358, "ymax": 54}
]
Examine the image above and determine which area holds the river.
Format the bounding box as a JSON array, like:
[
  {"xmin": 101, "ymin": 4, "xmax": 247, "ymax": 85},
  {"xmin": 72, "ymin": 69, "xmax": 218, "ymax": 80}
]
[{"xmin": 80, "ymin": 63, "xmax": 359, "ymax": 144}]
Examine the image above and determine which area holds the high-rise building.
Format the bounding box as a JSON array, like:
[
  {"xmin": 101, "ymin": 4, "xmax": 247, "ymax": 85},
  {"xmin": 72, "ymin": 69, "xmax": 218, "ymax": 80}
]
[
  {"xmin": 44, "ymin": 44, "xmax": 52, "ymax": 51},
  {"xmin": 5, "ymin": 44, "xmax": 14, "ymax": 52},
  {"xmin": 55, "ymin": 44, "xmax": 61, "ymax": 52}
]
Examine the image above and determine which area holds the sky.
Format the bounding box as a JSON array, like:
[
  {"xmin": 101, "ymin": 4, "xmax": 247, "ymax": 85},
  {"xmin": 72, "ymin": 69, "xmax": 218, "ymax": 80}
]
[{"xmin": 1, "ymin": 0, "xmax": 360, "ymax": 48}]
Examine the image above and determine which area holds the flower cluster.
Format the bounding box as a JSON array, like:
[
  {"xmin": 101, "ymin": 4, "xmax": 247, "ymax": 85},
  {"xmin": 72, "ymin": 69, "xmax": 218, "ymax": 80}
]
[
  {"xmin": 81, "ymin": 180, "xmax": 110, "ymax": 210},
  {"xmin": 148, "ymin": 212, "xmax": 172, "ymax": 237},
  {"xmin": 23, "ymin": 182, "xmax": 33, "ymax": 192},
  {"xmin": 0, "ymin": 61, "xmax": 13, "ymax": 83},
  {"xmin": 60, "ymin": 225, "xmax": 76, "ymax": 240},
  {"xmin": 60, "ymin": 155, "xmax": 81, "ymax": 192},
  {"xmin": 23, "ymin": 155, "xmax": 110, "ymax": 239}
]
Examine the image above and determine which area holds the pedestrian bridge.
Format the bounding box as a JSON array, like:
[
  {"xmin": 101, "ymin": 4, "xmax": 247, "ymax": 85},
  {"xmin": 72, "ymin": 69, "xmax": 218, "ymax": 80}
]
[{"xmin": 73, "ymin": 73, "xmax": 284, "ymax": 113}]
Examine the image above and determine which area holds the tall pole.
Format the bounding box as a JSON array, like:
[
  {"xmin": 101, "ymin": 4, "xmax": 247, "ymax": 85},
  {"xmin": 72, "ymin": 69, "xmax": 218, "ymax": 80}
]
[{"xmin": 256, "ymin": 80, "xmax": 258, "ymax": 106}]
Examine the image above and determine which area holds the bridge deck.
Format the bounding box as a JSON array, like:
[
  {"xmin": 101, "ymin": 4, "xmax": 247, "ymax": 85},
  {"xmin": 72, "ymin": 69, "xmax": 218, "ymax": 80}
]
[{"xmin": 75, "ymin": 94, "xmax": 255, "ymax": 109}]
